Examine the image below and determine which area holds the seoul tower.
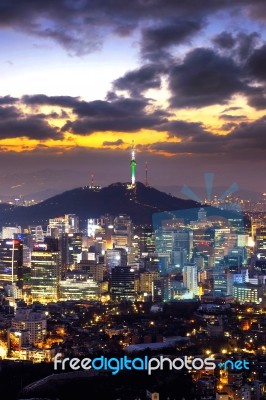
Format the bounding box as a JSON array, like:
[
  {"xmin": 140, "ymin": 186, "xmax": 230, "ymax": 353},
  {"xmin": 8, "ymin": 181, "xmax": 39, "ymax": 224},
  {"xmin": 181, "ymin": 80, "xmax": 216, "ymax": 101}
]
[{"xmin": 130, "ymin": 141, "xmax": 136, "ymax": 186}]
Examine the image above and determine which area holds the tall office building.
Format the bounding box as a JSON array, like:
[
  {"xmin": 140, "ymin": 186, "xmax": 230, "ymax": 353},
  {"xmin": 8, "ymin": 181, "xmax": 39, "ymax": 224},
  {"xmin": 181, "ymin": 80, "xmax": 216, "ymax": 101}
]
[
  {"xmin": 139, "ymin": 228, "xmax": 155, "ymax": 255},
  {"xmin": 30, "ymin": 243, "xmax": 60, "ymax": 303},
  {"xmin": 139, "ymin": 271, "xmax": 159, "ymax": 295},
  {"xmin": 106, "ymin": 248, "xmax": 127, "ymax": 273},
  {"xmin": 28, "ymin": 226, "xmax": 45, "ymax": 243},
  {"xmin": 255, "ymin": 227, "xmax": 266, "ymax": 259},
  {"xmin": 60, "ymin": 233, "xmax": 82, "ymax": 271},
  {"xmin": 0, "ymin": 239, "xmax": 23, "ymax": 287},
  {"xmin": 211, "ymin": 265, "xmax": 228, "ymax": 297},
  {"xmin": 111, "ymin": 266, "xmax": 135, "ymax": 300},
  {"xmin": 183, "ymin": 263, "xmax": 198, "ymax": 297},
  {"xmin": 113, "ymin": 215, "xmax": 133, "ymax": 245},
  {"xmin": 47, "ymin": 214, "xmax": 79, "ymax": 238},
  {"xmin": 155, "ymin": 229, "xmax": 193, "ymax": 273},
  {"xmin": 153, "ymin": 276, "xmax": 171, "ymax": 302}
]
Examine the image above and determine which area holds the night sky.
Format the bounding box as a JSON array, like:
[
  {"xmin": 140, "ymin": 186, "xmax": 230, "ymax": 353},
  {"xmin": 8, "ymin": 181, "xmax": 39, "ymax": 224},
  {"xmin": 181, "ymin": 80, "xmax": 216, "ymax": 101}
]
[{"xmin": 0, "ymin": 0, "xmax": 266, "ymax": 200}]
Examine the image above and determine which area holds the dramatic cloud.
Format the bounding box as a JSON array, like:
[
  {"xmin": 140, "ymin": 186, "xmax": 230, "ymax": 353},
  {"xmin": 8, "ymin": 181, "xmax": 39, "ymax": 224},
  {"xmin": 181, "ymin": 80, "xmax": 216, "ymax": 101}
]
[
  {"xmin": 0, "ymin": 115, "xmax": 61, "ymax": 140},
  {"xmin": 212, "ymin": 32, "xmax": 235, "ymax": 49},
  {"xmin": 236, "ymin": 32, "xmax": 260, "ymax": 61},
  {"xmin": 229, "ymin": 115, "xmax": 266, "ymax": 150},
  {"xmin": 0, "ymin": 0, "xmax": 262, "ymax": 55},
  {"xmin": 157, "ymin": 120, "xmax": 211, "ymax": 138},
  {"xmin": 146, "ymin": 115, "xmax": 266, "ymax": 158},
  {"xmin": 141, "ymin": 18, "xmax": 203, "ymax": 60},
  {"xmin": 247, "ymin": 87, "xmax": 266, "ymax": 110},
  {"xmin": 246, "ymin": 44, "xmax": 266, "ymax": 81},
  {"xmin": 102, "ymin": 139, "xmax": 124, "ymax": 146},
  {"xmin": 113, "ymin": 64, "xmax": 164, "ymax": 96},
  {"xmin": 169, "ymin": 48, "xmax": 245, "ymax": 108},
  {"xmin": 22, "ymin": 94, "xmax": 80, "ymax": 108},
  {"xmin": 219, "ymin": 114, "xmax": 247, "ymax": 121},
  {"xmin": 62, "ymin": 97, "xmax": 169, "ymax": 134},
  {"xmin": 247, "ymin": 2, "xmax": 266, "ymax": 21},
  {"xmin": 221, "ymin": 106, "xmax": 243, "ymax": 112},
  {"xmin": 0, "ymin": 95, "xmax": 18, "ymax": 105},
  {"xmin": 0, "ymin": 106, "xmax": 21, "ymax": 119}
]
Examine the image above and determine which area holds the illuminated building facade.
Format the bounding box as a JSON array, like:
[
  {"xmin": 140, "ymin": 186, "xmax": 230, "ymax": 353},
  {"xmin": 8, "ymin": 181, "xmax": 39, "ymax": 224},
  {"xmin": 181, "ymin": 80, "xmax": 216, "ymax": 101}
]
[
  {"xmin": 7, "ymin": 328, "xmax": 30, "ymax": 352},
  {"xmin": 255, "ymin": 227, "xmax": 266, "ymax": 259},
  {"xmin": 233, "ymin": 283, "xmax": 261, "ymax": 304},
  {"xmin": 183, "ymin": 263, "xmax": 198, "ymax": 297},
  {"xmin": 0, "ymin": 239, "xmax": 23, "ymax": 287},
  {"xmin": 139, "ymin": 228, "xmax": 155, "ymax": 255},
  {"xmin": 60, "ymin": 232, "xmax": 82, "ymax": 270},
  {"xmin": 47, "ymin": 214, "xmax": 79, "ymax": 238},
  {"xmin": 106, "ymin": 248, "xmax": 127, "ymax": 273},
  {"xmin": 30, "ymin": 243, "xmax": 60, "ymax": 303},
  {"xmin": 60, "ymin": 274, "xmax": 99, "ymax": 301},
  {"xmin": 111, "ymin": 266, "xmax": 135, "ymax": 300},
  {"xmin": 139, "ymin": 271, "xmax": 159, "ymax": 295},
  {"xmin": 114, "ymin": 215, "xmax": 133, "ymax": 244},
  {"xmin": 2, "ymin": 226, "xmax": 21, "ymax": 239},
  {"xmin": 28, "ymin": 225, "xmax": 45, "ymax": 243},
  {"xmin": 11, "ymin": 308, "xmax": 47, "ymax": 345}
]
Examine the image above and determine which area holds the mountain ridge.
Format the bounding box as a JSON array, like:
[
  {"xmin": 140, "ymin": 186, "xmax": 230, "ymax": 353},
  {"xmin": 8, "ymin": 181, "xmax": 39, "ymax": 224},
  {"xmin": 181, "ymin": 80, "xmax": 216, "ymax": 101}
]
[{"xmin": 0, "ymin": 182, "xmax": 199, "ymax": 228}]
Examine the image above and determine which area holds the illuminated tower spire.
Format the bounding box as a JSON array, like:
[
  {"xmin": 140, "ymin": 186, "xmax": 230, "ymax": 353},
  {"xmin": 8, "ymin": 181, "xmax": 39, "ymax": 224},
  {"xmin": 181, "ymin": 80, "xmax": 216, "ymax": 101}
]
[{"xmin": 130, "ymin": 141, "xmax": 136, "ymax": 186}]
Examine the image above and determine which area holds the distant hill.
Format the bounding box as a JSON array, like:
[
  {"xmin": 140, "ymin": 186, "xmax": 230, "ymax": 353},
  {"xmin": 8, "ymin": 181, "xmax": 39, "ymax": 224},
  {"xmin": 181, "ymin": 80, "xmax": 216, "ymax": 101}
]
[{"xmin": 0, "ymin": 182, "xmax": 198, "ymax": 228}]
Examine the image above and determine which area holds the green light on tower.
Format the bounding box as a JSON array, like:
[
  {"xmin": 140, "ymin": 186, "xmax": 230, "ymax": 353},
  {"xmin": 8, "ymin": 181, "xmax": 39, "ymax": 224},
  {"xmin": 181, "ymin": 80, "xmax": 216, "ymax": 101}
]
[{"xmin": 131, "ymin": 142, "xmax": 136, "ymax": 185}]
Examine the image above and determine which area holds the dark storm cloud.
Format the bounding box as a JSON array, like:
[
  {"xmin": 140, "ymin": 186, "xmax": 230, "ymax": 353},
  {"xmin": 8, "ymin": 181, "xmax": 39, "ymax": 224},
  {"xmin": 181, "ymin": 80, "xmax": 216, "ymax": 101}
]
[
  {"xmin": 0, "ymin": 0, "xmax": 262, "ymax": 55},
  {"xmin": 0, "ymin": 95, "xmax": 18, "ymax": 105},
  {"xmin": 102, "ymin": 139, "xmax": 124, "ymax": 146},
  {"xmin": 244, "ymin": 44, "xmax": 266, "ymax": 109},
  {"xmin": 21, "ymin": 93, "xmax": 171, "ymax": 135},
  {"xmin": 146, "ymin": 115, "xmax": 266, "ymax": 158},
  {"xmin": 246, "ymin": 44, "xmax": 266, "ymax": 81},
  {"xmin": 212, "ymin": 31, "xmax": 260, "ymax": 63},
  {"xmin": 229, "ymin": 115, "xmax": 266, "ymax": 150},
  {"xmin": 247, "ymin": 88, "xmax": 266, "ymax": 110},
  {"xmin": 148, "ymin": 136, "xmax": 223, "ymax": 155},
  {"xmin": 0, "ymin": 116, "xmax": 61, "ymax": 140},
  {"xmin": 212, "ymin": 32, "xmax": 235, "ymax": 49},
  {"xmin": 0, "ymin": 106, "xmax": 21, "ymax": 119},
  {"xmin": 169, "ymin": 48, "xmax": 245, "ymax": 108},
  {"xmin": 113, "ymin": 64, "xmax": 164, "ymax": 96},
  {"xmin": 22, "ymin": 94, "xmax": 80, "ymax": 108},
  {"xmin": 72, "ymin": 98, "xmax": 149, "ymax": 118},
  {"xmin": 219, "ymin": 114, "xmax": 246, "ymax": 121},
  {"xmin": 236, "ymin": 32, "xmax": 260, "ymax": 61},
  {"xmin": 63, "ymin": 113, "xmax": 165, "ymax": 135},
  {"xmin": 220, "ymin": 122, "xmax": 237, "ymax": 131},
  {"xmin": 62, "ymin": 96, "xmax": 169, "ymax": 134},
  {"xmin": 141, "ymin": 18, "xmax": 203, "ymax": 60},
  {"xmin": 157, "ymin": 120, "xmax": 211, "ymax": 138},
  {"xmin": 247, "ymin": 2, "xmax": 266, "ymax": 21},
  {"xmin": 222, "ymin": 106, "xmax": 242, "ymax": 112}
]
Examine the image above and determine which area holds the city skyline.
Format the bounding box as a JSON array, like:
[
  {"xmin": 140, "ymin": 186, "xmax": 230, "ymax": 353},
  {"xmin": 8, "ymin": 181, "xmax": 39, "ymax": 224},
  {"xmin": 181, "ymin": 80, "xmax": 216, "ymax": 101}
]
[{"xmin": 0, "ymin": 1, "xmax": 266, "ymax": 198}]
